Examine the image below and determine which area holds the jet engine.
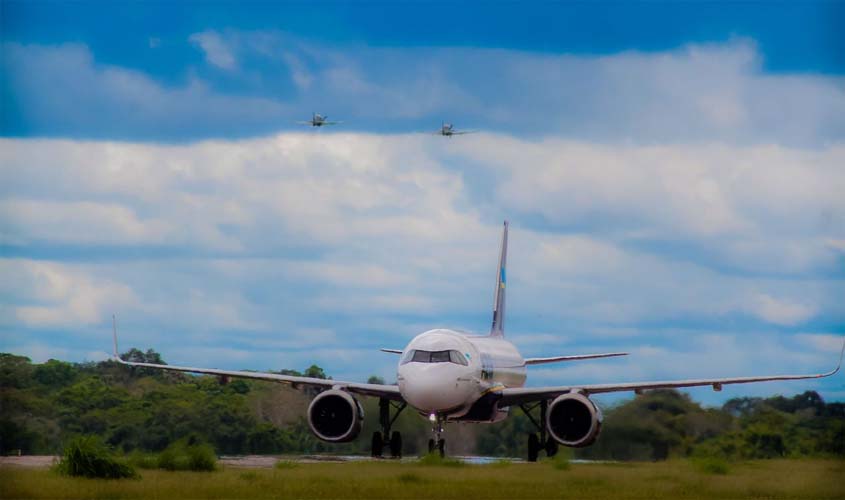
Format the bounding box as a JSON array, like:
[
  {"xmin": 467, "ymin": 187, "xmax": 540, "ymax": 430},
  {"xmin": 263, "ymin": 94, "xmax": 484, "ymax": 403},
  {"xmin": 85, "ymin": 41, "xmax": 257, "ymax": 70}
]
[
  {"xmin": 546, "ymin": 392, "xmax": 602, "ymax": 447},
  {"xmin": 307, "ymin": 389, "xmax": 364, "ymax": 442}
]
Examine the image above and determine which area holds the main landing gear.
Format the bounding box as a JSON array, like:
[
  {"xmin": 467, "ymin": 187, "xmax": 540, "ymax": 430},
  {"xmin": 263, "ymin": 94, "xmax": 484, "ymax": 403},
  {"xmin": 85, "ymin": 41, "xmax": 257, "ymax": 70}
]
[
  {"xmin": 371, "ymin": 398, "xmax": 407, "ymax": 458},
  {"xmin": 520, "ymin": 400, "xmax": 558, "ymax": 462}
]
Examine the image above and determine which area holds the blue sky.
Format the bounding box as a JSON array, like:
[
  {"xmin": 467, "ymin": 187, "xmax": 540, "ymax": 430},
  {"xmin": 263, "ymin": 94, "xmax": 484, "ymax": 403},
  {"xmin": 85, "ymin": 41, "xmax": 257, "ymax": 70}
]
[{"xmin": 2, "ymin": 1, "xmax": 844, "ymax": 406}]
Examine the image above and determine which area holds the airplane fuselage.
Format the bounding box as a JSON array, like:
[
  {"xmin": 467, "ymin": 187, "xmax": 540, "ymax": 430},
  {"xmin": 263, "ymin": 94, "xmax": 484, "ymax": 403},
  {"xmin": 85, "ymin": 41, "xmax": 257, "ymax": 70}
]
[{"xmin": 397, "ymin": 328, "xmax": 526, "ymax": 421}]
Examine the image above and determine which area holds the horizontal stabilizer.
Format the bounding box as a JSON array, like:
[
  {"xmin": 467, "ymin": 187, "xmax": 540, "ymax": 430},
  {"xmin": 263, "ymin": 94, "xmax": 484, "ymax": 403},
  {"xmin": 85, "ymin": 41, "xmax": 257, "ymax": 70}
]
[
  {"xmin": 380, "ymin": 348, "xmax": 403, "ymax": 355},
  {"xmin": 525, "ymin": 352, "xmax": 628, "ymax": 365}
]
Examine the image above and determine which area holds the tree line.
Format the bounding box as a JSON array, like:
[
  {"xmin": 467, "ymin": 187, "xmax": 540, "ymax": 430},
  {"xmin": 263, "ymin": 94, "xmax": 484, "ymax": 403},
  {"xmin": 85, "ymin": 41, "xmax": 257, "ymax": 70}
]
[{"xmin": 1, "ymin": 351, "xmax": 842, "ymax": 459}]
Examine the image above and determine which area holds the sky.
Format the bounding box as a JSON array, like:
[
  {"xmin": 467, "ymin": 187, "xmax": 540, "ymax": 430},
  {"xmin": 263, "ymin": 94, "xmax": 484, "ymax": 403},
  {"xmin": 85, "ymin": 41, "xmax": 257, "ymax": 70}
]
[{"xmin": 1, "ymin": 1, "xmax": 844, "ymax": 407}]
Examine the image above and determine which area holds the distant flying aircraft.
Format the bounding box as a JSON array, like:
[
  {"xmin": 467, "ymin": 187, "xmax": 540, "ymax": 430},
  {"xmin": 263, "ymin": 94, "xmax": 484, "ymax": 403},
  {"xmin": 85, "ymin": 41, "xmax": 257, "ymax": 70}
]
[
  {"xmin": 111, "ymin": 222, "xmax": 844, "ymax": 461},
  {"xmin": 297, "ymin": 113, "xmax": 342, "ymax": 127},
  {"xmin": 434, "ymin": 122, "xmax": 476, "ymax": 137}
]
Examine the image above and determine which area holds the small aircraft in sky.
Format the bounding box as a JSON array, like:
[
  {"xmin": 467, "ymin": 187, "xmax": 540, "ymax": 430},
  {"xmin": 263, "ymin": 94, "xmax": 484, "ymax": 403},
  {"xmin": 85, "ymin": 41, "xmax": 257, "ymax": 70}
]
[
  {"xmin": 433, "ymin": 122, "xmax": 476, "ymax": 137},
  {"xmin": 111, "ymin": 222, "xmax": 844, "ymax": 461},
  {"xmin": 297, "ymin": 113, "xmax": 342, "ymax": 127}
]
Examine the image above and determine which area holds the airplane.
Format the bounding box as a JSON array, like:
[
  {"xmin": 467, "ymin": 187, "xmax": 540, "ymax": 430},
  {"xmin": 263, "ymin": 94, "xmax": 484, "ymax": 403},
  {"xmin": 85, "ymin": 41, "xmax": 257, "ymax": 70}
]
[
  {"xmin": 110, "ymin": 221, "xmax": 844, "ymax": 461},
  {"xmin": 297, "ymin": 113, "xmax": 342, "ymax": 127},
  {"xmin": 433, "ymin": 122, "xmax": 476, "ymax": 137}
]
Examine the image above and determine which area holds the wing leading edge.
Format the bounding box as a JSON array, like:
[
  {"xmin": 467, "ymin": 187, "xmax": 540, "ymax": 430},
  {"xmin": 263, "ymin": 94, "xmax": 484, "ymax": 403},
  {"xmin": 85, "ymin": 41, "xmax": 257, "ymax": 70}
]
[
  {"xmin": 110, "ymin": 320, "xmax": 403, "ymax": 401},
  {"xmin": 525, "ymin": 352, "xmax": 629, "ymax": 365},
  {"xmin": 500, "ymin": 339, "xmax": 845, "ymax": 406}
]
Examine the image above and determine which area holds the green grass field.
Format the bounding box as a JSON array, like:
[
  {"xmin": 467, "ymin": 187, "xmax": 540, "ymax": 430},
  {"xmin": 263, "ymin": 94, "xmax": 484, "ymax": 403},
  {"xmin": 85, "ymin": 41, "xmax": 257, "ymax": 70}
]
[{"xmin": 2, "ymin": 459, "xmax": 843, "ymax": 499}]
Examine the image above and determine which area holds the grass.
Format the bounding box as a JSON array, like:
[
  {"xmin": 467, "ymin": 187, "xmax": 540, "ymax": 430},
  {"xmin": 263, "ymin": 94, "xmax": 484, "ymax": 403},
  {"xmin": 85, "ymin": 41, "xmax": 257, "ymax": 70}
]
[
  {"xmin": 2, "ymin": 458, "xmax": 843, "ymax": 499},
  {"xmin": 274, "ymin": 459, "xmax": 299, "ymax": 470},
  {"xmin": 417, "ymin": 453, "xmax": 466, "ymax": 467}
]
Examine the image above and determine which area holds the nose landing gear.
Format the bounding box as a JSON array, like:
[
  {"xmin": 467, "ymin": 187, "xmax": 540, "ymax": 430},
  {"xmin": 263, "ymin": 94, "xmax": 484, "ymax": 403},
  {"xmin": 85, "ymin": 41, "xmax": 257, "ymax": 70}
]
[
  {"xmin": 427, "ymin": 413, "xmax": 446, "ymax": 457},
  {"xmin": 520, "ymin": 400, "xmax": 558, "ymax": 462},
  {"xmin": 371, "ymin": 398, "xmax": 407, "ymax": 459}
]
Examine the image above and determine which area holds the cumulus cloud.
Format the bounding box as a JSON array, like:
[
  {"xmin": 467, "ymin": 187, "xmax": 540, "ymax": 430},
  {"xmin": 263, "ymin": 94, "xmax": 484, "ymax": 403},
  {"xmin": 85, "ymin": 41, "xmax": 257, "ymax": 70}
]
[
  {"xmin": 4, "ymin": 37, "xmax": 844, "ymax": 144},
  {"xmin": 1, "ymin": 43, "xmax": 288, "ymax": 140},
  {"xmin": 189, "ymin": 31, "xmax": 238, "ymax": 70},
  {"xmin": 747, "ymin": 294, "xmax": 817, "ymax": 326},
  {"xmin": 2, "ymin": 34, "xmax": 843, "ymax": 399},
  {"xmin": 0, "ymin": 259, "xmax": 137, "ymax": 328},
  {"xmin": 2, "ymin": 134, "xmax": 842, "ymax": 348}
]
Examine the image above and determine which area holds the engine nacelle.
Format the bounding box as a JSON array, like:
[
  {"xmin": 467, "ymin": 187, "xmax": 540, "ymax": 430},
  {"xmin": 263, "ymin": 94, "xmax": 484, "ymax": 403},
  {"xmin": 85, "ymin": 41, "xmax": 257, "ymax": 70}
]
[
  {"xmin": 546, "ymin": 392, "xmax": 602, "ymax": 447},
  {"xmin": 307, "ymin": 389, "xmax": 364, "ymax": 443}
]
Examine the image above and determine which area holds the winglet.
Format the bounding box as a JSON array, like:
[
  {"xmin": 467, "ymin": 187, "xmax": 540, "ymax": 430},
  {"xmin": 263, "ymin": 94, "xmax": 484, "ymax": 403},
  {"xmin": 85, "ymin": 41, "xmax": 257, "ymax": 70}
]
[
  {"xmin": 490, "ymin": 220, "xmax": 508, "ymax": 337},
  {"xmin": 832, "ymin": 337, "xmax": 845, "ymax": 376},
  {"xmin": 112, "ymin": 314, "xmax": 119, "ymax": 360}
]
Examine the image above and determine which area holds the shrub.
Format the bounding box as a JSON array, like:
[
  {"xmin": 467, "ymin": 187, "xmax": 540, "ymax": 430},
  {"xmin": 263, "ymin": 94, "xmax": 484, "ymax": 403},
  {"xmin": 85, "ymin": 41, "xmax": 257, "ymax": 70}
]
[
  {"xmin": 157, "ymin": 439, "xmax": 217, "ymax": 471},
  {"xmin": 694, "ymin": 457, "xmax": 730, "ymax": 475},
  {"xmin": 53, "ymin": 436, "xmax": 136, "ymax": 479}
]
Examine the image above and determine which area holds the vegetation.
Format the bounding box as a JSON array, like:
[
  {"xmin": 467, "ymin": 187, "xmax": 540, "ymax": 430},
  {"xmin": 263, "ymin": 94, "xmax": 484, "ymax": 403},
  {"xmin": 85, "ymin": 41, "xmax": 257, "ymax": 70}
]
[
  {"xmin": 1, "ymin": 351, "xmax": 843, "ymax": 461},
  {"xmin": 154, "ymin": 438, "xmax": 217, "ymax": 471},
  {"xmin": 2, "ymin": 459, "xmax": 843, "ymax": 499},
  {"xmin": 52, "ymin": 436, "xmax": 136, "ymax": 479}
]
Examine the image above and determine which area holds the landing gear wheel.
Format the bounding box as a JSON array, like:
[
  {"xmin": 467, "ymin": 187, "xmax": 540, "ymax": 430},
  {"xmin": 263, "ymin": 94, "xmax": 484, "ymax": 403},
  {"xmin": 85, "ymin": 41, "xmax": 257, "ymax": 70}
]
[
  {"xmin": 527, "ymin": 433, "xmax": 540, "ymax": 462},
  {"xmin": 428, "ymin": 438, "xmax": 435, "ymax": 454},
  {"xmin": 437, "ymin": 439, "xmax": 445, "ymax": 458},
  {"xmin": 371, "ymin": 431, "xmax": 384, "ymax": 458},
  {"xmin": 545, "ymin": 438, "xmax": 559, "ymax": 458},
  {"xmin": 390, "ymin": 431, "xmax": 402, "ymax": 458}
]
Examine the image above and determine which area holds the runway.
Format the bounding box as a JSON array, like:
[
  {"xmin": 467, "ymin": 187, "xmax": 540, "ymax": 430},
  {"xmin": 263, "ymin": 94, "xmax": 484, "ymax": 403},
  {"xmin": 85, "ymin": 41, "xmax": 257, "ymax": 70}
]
[{"xmin": 0, "ymin": 455, "xmax": 523, "ymax": 469}]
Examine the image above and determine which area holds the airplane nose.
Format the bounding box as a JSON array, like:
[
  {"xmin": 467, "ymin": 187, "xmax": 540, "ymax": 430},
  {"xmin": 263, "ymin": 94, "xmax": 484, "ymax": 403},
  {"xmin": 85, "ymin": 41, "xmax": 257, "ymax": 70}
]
[{"xmin": 399, "ymin": 366, "xmax": 473, "ymax": 412}]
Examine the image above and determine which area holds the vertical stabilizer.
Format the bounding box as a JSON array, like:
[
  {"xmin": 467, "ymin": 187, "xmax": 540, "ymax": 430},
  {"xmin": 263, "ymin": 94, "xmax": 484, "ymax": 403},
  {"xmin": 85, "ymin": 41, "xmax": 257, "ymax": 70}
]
[{"xmin": 490, "ymin": 221, "xmax": 508, "ymax": 337}]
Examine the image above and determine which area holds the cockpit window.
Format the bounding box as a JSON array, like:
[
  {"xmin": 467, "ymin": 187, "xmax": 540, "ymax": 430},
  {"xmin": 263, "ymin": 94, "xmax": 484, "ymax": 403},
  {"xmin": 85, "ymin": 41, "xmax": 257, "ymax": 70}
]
[
  {"xmin": 401, "ymin": 349, "xmax": 469, "ymax": 366},
  {"xmin": 449, "ymin": 350, "xmax": 469, "ymax": 366},
  {"xmin": 430, "ymin": 350, "xmax": 451, "ymax": 363},
  {"xmin": 411, "ymin": 350, "xmax": 430, "ymax": 363}
]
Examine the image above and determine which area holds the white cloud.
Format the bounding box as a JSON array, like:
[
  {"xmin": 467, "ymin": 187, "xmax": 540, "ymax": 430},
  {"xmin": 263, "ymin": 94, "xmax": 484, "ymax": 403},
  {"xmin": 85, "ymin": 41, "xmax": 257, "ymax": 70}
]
[
  {"xmin": 2, "ymin": 36, "xmax": 844, "ymax": 399},
  {"xmin": 189, "ymin": 31, "xmax": 237, "ymax": 70},
  {"xmin": 2, "ymin": 43, "xmax": 288, "ymax": 139},
  {"xmin": 4, "ymin": 38, "xmax": 844, "ymax": 144},
  {"xmin": 2, "ymin": 134, "xmax": 842, "ymax": 337},
  {"xmin": 747, "ymin": 294, "xmax": 817, "ymax": 326},
  {"xmin": 794, "ymin": 333, "xmax": 845, "ymax": 352},
  {"xmin": 0, "ymin": 259, "xmax": 137, "ymax": 328}
]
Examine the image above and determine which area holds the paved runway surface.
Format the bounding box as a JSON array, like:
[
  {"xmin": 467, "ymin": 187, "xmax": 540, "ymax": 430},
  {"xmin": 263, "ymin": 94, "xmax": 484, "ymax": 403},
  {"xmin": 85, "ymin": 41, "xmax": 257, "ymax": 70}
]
[{"xmin": 0, "ymin": 455, "xmax": 522, "ymax": 469}]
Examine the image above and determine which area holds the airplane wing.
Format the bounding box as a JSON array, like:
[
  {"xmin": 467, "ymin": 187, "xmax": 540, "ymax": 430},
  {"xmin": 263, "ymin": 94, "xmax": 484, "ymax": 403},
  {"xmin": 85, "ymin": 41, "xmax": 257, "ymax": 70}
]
[
  {"xmin": 295, "ymin": 121, "xmax": 314, "ymax": 125},
  {"xmin": 322, "ymin": 121, "xmax": 342, "ymax": 125},
  {"xmin": 451, "ymin": 130, "xmax": 477, "ymax": 135},
  {"xmin": 499, "ymin": 340, "xmax": 844, "ymax": 406},
  {"xmin": 524, "ymin": 352, "xmax": 628, "ymax": 365},
  {"xmin": 110, "ymin": 329, "xmax": 403, "ymax": 401},
  {"xmin": 380, "ymin": 348, "xmax": 403, "ymax": 355}
]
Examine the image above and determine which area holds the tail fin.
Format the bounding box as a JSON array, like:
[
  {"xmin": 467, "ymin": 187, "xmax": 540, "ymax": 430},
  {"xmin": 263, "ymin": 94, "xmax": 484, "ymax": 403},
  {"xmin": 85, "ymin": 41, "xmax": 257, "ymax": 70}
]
[{"xmin": 490, "ymin": 221, "xmax": 508, "ymax": 337}]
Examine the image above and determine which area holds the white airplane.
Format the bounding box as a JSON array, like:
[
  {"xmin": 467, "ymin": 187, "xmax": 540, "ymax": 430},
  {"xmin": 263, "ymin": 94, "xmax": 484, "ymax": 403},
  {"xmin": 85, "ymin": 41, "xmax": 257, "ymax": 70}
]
[
  {"xmin": 433, "ymin": 122, "xmax": 476, "ymax": 137},
  {"xmin": 296, "ymin": 113, "xmax": 342, "ymax": 127},
  {"xmin": 111, "ymin": 221, "xmax": 844, "ymax": 461}
]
